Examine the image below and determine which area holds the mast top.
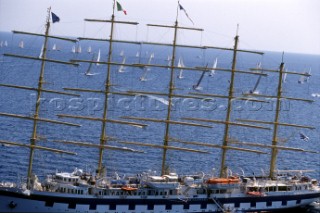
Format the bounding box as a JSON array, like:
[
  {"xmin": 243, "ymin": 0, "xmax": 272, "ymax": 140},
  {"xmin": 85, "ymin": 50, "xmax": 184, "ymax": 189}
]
[
  {"xmin": 236, "ymin": 24, "xmax": 240, "ymax": 36},
  {"xmin": 46, "ymin": 7, "xmax": 52, "ymax": 24}
]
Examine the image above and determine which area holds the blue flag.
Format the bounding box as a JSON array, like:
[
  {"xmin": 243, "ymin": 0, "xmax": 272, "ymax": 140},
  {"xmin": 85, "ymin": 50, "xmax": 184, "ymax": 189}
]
[{"xmin": 51, "ymin": 12, "xmax": 60, "ymax": 23}]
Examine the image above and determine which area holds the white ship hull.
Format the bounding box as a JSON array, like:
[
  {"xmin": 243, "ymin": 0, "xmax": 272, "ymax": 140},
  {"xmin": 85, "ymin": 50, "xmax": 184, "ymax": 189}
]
[{"xmin": 1, "ymin": 187, "xmax": 319, "ymax": 212}]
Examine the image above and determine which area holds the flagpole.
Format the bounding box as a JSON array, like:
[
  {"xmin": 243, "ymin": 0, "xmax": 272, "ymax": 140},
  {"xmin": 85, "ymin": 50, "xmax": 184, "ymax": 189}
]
[
  {"xmin": 112, "ymin": 0, "xmax": 116, "ymax": 16},
  {"xmin": 176, "ymin": 1, "xmax": 180, "ymax": 22}
]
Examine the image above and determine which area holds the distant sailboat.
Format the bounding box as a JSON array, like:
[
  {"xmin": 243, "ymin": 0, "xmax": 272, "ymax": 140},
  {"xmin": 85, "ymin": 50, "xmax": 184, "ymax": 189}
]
[
  {"xmin": 140, "ymin": 53, "xmax": 154, "ymax": 81},
  {"xmin": 298, "ymin": 68, "xmax": 311, "ymax": 84},
  {"xmin": 77, "ymin": 45, "xmax": 82, "ymax": 53},
  {"xmin": 177, "ymin": 57, "xmax": 185, "ymax": 79},
  {"xmin": 85, "ymin": 53, "xmax": 100, "ymax": 76},
  {"xmin": 52, "ymin": 43, "xmax": 57, "ymax": 51},
  {"xmin": 249, "ymin": 62, "xmax": 263, "ymax": 94},
  {"xmin": 87, "ymin": 46, "xmax": 92, "ymax": 53},
  {"xmin": 193, "ymin": 69, "xmax": 206, "ymax": 91},
  {"xmin": 118, "ymin": 56, "xmax": 126, "ymax": 72},
  {"xmin": 209, "ymin": 58, "xmax": 218, "ymax": 77},
  {"xmin": 96, "ymin": 49, "xmax": 101, "ymax": 66},
  {"xmin": 19, "ymin": 40, "xmax": 24, "ymax": 48}
]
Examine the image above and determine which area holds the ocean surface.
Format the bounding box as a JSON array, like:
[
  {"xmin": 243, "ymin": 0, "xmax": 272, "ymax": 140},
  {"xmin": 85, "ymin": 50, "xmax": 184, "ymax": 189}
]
[{"xmin": 0, "ymin": 31, "xmax": 319, "ymax": 211}]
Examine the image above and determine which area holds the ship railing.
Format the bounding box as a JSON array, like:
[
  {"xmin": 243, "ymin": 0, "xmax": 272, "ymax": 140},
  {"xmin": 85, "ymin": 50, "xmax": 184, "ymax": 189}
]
[{"xmin": 211, "ymin": 197, "xmax": 225, "ymax": 212}]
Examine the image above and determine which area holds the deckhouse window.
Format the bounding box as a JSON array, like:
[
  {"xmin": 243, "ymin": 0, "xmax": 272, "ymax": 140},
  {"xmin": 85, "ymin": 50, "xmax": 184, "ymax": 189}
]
[
  {"xmin": 183, "ymin": 203, "xmax": 189, "ymax": 209},
  {"xmin": 68, "ymin": 203, "xmax": 76, "ymax": 209},
  {"xmin": 201, "ymin": 203, "xmax": 207, "ymax": 209},
  {"xmin": 89, "ymin": 204, "xmax": 97, "ymax": 210},
  {"xmin": 129, "ymin": 204, "xmax": 135, "ymax": 210},
  {"xmin": 165, "ymin": 204, "xmax": 172, "ymax": 210},
  {"xmin": 109, "ymin": 204, "xmax": 116, "ymax": 210},
  {"xmin": 147, "ymin": 204, "xmax": 154, "ymax": 210},
  {"xmin": 45, "ymin": 201, "xmax": 54, "ymax": 207}
]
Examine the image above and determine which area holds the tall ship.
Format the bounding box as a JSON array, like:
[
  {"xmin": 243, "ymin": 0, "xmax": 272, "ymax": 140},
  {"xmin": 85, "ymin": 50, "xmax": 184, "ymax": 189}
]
[{"xmin": 0, "ymin": 1, "xmax": 319, "ymax": 212}]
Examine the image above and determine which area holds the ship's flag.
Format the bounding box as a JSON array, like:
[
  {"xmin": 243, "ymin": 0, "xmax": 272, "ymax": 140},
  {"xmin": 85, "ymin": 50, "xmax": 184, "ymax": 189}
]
[
  {"xmin": 116, "ymin": 1, "xmax": 127, "ymax": 15},
  {"xmin": 51, "ymin": 12, "xmax": 60, "ymax": 23},
  {"xmin": 178, "ymin": 2, "xmax": 194, "ymax": 25}
]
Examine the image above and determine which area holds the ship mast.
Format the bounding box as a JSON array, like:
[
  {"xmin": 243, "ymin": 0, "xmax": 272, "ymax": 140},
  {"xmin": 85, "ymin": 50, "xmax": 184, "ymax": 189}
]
[
  {"xmin": 269, "ymin": 62, "xmax": 285, "ymax": 178},
  {"xmin": 63, "ymin": 2, "xmax": 273, "ymax": 177},
  {"xmin": 145, "ymin": 3, "xmax": 208, "ymax": 175},
  {"xmin": 96, "ymin": 0, "xmax": 117, "ymax": 178},
  {"xmin": 219, "ymin": 27, "xmax": 239, "ymax": 177},
  {"xmin": 236, "ymin": 60, "xmax": 316, "ymax": 177},
  {"xmin": 27, "ymin": 7, "xmax": 52, "ymax": 188},
  {"xmin": 161, "ymin": 6, "xmax": 179, "ymax": 175},
  {"xmin": 1, "ymin": 8, "xmax": 81, "ymax": 189}
]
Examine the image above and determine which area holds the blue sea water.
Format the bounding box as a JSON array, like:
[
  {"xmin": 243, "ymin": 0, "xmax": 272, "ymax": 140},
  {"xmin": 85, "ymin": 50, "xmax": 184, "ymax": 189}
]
[{"xmin": 0, "ymin": 31, "xmax": 319, "ymax": 208}]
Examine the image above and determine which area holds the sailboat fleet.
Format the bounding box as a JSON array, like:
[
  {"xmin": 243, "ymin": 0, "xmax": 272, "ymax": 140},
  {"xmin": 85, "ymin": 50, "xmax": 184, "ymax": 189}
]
[{"xmin": 0, "ymin": 1, "xmax": 319, "ymax": 213}]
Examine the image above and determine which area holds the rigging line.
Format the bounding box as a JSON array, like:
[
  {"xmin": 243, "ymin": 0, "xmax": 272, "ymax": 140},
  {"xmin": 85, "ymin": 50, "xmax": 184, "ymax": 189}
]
[
  {"xmin": 146, "ymin": 25, "xmax": 149, "ymax": 42},
  {"xmin": 201, "ymin": 48, "xmax": 206, "ymax": 65},
  {"xmin": 135, "ymin": 24, "xmax": 138, "ymax": 41},
  {"xmin": 200, "ymin": 29, "xmax": 203, "ymax": 46},
  {"xmin": 83, "ymin": 20, "xmax": 86, "ymax": 38}
]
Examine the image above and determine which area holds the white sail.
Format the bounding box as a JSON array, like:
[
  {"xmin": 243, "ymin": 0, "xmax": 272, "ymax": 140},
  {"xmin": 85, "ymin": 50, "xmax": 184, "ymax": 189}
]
[
  {"xmin": 118, "ymin": 56, "xmax": 126, "ymax": 72},
  {"xmin": 306, "ymin": 68, "xmax": 311, "ymax": 82},
  {"xmin": 209, "ymin": 57, "xmax": 218, "ymax": 76},
  {"xmin": 96, "ymin": 49, "xmax": 101, "ymax": 66},
  {"xmin": 282, "ymin": 69, "xmax": 287, "ymax": 83},
  {"xmin": 39, "ymin": 45, "xmax": 44, "ymax": 58},
  {"xmin": 167, "ymin": 55, "xmax": 172, "ymax": 70},
  {"xmin": 177, "ymin": 57, "xmax": 184, "ymax": 79},
  {"xmin": 19, "ymin": 40, "xmax": 24, "ymax": 48},
  {"xmin": 149, "ymin": 53, "xmax": 154, "ymax": 61}
]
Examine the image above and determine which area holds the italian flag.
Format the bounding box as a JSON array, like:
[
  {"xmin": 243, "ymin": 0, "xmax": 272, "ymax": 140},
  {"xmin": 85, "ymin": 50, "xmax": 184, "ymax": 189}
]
[{"xmin": 116, "ymin": 1, "xmax": 127, "ymax": 15}]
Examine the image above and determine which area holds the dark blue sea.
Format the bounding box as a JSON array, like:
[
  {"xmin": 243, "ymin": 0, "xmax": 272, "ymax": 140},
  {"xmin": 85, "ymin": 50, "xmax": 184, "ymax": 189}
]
[{"xmin": 0, "ymin": 31, "xmax": 319, "ymax": 211}]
